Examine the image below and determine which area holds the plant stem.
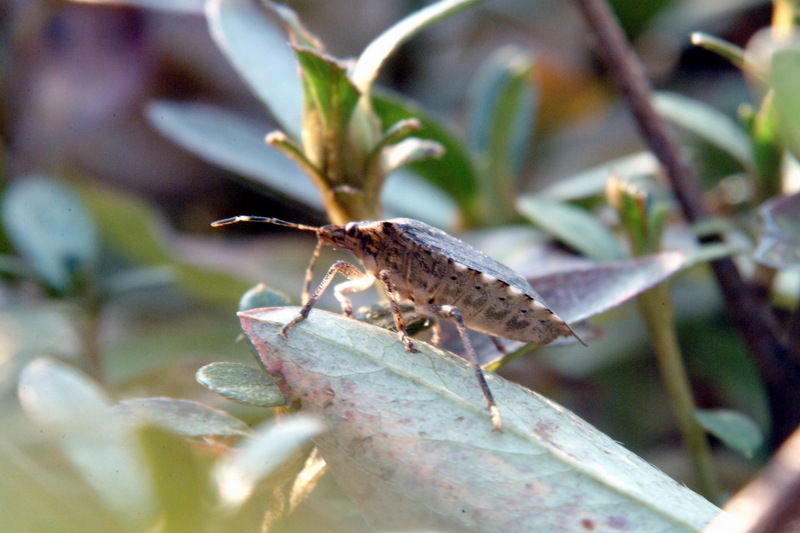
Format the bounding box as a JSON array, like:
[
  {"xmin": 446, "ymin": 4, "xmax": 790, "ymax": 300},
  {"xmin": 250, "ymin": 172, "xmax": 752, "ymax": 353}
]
[
  {"xmin": 81, "ymin": 303, "xmax": 105, "ymax": 383},
  {"xmin": 772, "ymin": 0, "xmax": 800, "ymax": 41},
  {"xmin": 573, "ymin": 0, "xmax": 798, "ymax": 447},
  {"xmin": 637, "ymin": 284, "xmax": 721, "ymax": 502}
]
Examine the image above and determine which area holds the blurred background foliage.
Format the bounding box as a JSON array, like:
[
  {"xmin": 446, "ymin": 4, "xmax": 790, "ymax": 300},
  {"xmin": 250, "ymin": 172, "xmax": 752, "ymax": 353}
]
[{"xmin": 1, "ymin": 0, "xmax": 800, "ymax": 531}]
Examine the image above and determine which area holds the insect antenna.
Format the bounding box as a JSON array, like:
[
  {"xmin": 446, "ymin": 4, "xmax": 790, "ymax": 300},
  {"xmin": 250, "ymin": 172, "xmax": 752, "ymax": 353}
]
[
  {"xmin": 211, "ymin": 216, "xmax": 322, "ymax": 232},
  {"xmin": 211, "ymin": 216, "xmax": 326, "ymax": 304}
]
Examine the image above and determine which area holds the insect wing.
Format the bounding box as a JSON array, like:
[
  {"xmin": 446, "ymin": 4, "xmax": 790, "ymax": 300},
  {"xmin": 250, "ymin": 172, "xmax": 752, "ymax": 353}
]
[{"xmin": 386, "ymin": 219, "xmax": 546, "ymax": 301}]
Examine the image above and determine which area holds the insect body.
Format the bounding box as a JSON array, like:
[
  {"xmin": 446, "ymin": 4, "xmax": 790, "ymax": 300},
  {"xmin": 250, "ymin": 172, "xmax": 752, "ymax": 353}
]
[{"xmin": 212, "ymin": 216, "xmax": 582, "ymax": 430}]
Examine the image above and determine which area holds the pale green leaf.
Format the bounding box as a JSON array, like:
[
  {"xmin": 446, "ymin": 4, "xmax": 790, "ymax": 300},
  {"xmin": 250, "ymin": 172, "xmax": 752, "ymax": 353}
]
[
  {"xmin": 17, "ymin": 358, "xmax": 154, "ymax": 524},
  {"xmin": 70, "ymin": 0, "xmax": 203, "ymax": 13},
  {"xmin": 352, "ymin": 0, "xmax": 483, "ymax": 94},
  {"xmin": 113, "ymin": 397, "xmax": 252, "ymax": 437},
  {"xmin": 516, "ymin": 196, "xmax": 628, "ymax": 261},
  {"xmin": 652, "ymin": 92, "xmax": 754, "ymax": 169},
  {"xmin": 215, "ymin": 415, "xmax": 324, "ymax": 507},
  {"xmin": 771, "ymin": 49, "xmax": 800, "ymax": 161},
  {"xmin": 2, "ymin": 176, "xmax": 98, "ymax": 293},
  {"xmin": 240, "ymin": 307, "xmax": 719, "ymax": 532},
  {"xmin": 146, "ymin": 101, "xmax": 321, "ymax": 209},
  {"xmin": 696, "ymin": 409, "xmax": 764, "ymax": 458},
  {"xmin": 196, "ymin": 362, "xmax": 287, "ymax": 408},
  {"xmin": 537, "ymin": 151, "xmax": 659, "ymax": 201},
  {"xmin": 206, "ymin": 0, "xmax": 302, "ymax": 137},
  {"xmin": 755, "ymin": 191, "xmax": 800, "ymax": 269}
]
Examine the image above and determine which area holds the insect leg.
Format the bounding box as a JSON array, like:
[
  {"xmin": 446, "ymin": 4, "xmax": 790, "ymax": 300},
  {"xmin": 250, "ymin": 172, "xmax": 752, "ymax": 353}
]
[
  {"xmin": 281, "ymin": 261, "xmax": 369, "ymax": 336},
  {"xmin": 489, "ymin": 336, "xmax": 508, "ymax": 356},
  {"xmin": 301, "ymin": 239, "xmax": 325, "ymax": 305},
  {"xmin": 334, "ymin": 274, "xmax": 376, "ymax": 317},
  {"xmin": 428, "ymin": 304, "xmax": 502, "ymax": 431},
  {"xmin": 429, "ymin": 320, "xmax": 443, "ymax": 347},
  {"xmin": 376, "ymin": 270, "xmax": 417, "ymax": 353}
]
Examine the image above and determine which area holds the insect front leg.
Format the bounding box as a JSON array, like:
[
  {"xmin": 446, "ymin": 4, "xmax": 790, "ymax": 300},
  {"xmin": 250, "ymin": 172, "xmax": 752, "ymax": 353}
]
[
  {"xmin": 376, "ymin": 270, "xmax": 417, "ymax": 353},
  {"xmin": 281, "ymin": 260, "xmax": 372, "ymax": 336},
  {"xmin": 425, "ymin": 303, "xmax": 502, "ymax": 432}
]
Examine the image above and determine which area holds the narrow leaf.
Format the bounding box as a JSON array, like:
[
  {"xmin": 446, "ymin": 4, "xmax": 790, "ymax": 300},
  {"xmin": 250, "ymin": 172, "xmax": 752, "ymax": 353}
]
[
  {"xmin": 238, "ymin": 283, "xmax": 293, "ymax": 311},
  {"xmin": 294, "ymin": 47, "xmax": 361, "ymax": 134},
  {"xmin": 652, "ymin": 92, "xmax": 754, "ymax": 170},
  {"xmin": 240, "ymin": 307, "xmax": 719, "ymax": 532},
  {"xmin": 771, "ymin": 49, "xmax": 800, "ymax": 161},
  {"xmin": 382, "ymin": 137, "xmax": 445, "ymax": 173},
  {"xmin": 206, "ymin": 0, "xmax": 302, "ymax": 137},
  {"xmin": 113, "ymin": 397, "xmax": 252, "ymax": 437},
  {"xmin": 215, "ymin": 415, "xmax": 324, "ymax": 507},
  {"xmin": 532, "ymin": 251, "xmax": 685, "ymax": 324},
  {"xmin": 146, "ymin": 101, "xmax": 322, "ymax": 209},
  {"xmin": 537, "ymin": 151, "xmax": 659, "ymax": 201},
  {"xmin": 17, "ymin": 358, "xmax": 153, "ymax": 524},
  {"xmin": 196, "ymin": 362, "xmax": 287, "ymax": 408},
  {"xmin": 70, "ymin": 0, "xmax": 203, "ymax": 13},
  {"xmin": 696, "ymin": 409, "xmax": 764, "ymax": 458},
  {"xmin": 352, "ymin": 0, "xmax": 483, "ymax": 94},
  {"xmin": 516, "ymin": 196, "xmax": 628, "ymax": 261},
  {"xmin": 79, "ymin": 183, "xmax": 251, "ymax": 308},
  {"xmin": 755, "ymin": 191, "xmax": 800, "ymax": 269},
  {"xmin": 372, "ymin": 92, "xmax": 480, "ymax": 220},
  {"xmin": 690, "ymin": 32, "xmax": 746, "ymax": 70},
  {"xmin": 468, "ymin": 46, "xmax": 536, "ymax": 180},
  {"xmin": 139, "ymin": 427, "xmax": 210, "ymax": 533},
  {"xmin": 382, "ymin": 169, "xmax": 458, "ymax": 228},
  {"xmin": 2, "ymin": 176, "xmax": 98, "ymax": 293}
]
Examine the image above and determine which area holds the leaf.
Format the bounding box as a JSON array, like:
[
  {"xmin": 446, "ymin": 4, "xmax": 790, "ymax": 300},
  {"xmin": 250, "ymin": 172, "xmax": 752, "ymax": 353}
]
[
  {"xmin": 139, "ymin": 427, "xmax": 211, "ymax": 533},
  {"xmin": 652, "ymin": 91, "xmax": 754, "ymax": 170},
  {"xmin": 467, "ymin": 46, "xmax": 537, "ymax": 222},
  {"xmin": 240, "ymin": 307, "xmax": 719, "ymax": 532},
  {"xmin": 771, "ymin": 49, "xmax": 800, "ymax": 161},
  {"xmin": 690, "ymin": 32, "xmax": 746, "ymax": 70},
  {"xmin": 196, "ymin": 362, "xmax": 287, "ymax": 408},
  {"xmin": 382, "ymin": 137, "xmax": 445, "ymax": 172},
  {"xmin": 79, "ymin": 182, "xmax": 252, "ymax": 308},
  {"xmin": 372, "ymin": 92, "xmax": 481, "ymax": 222},
  {"xmin": 238, "ymin": 283, "xmax": 293, "ymax": 311},
  {"xmin": 751, "ymin": 90, "xmax": 783, "ymax": 196},
  {"xmin": 696, "ymin": 409, "xmax": 764, "ymax": 459},
  {"xmin": 754, "ymin": 191, "xmax": 800, "ymax": 269},
  {"xmin": 17, "ymin": 358, "xmax": 154, "ymax": 524},
  {"xmin": 1, "ymin": 176, "xmax": 98, "ymax": 293},
  {"xmin": 382, "ymin": 169, "xmax": 457, "ymax": 228},
  {"xmin": 215, "ymin": 415, "xmax": 325, "ymax": 507},
  {"xmin": 537, "ymin": 151, "xmax": 660, "ymax": 201},
  {"xmin": 352, "ymin": 0, "xmax": 483, "ymax": 94},
  {"xmin": 294, "ymin": 47, "xmax": 361, "ymax": 136},
  {"xmin": 70, "ymin": 0, "xmax": 204, "ymax": 13},
  {"xmin": 206, "ymin": 0, "xmax": 302, "ymax": 137},
  {"xmin": 146, "ymin": 100, "xmax": 455, "ymax": 224},
  {"xmin": 516, "ymin": 196, "xmax": 628, "ymax": 261},
  {"xmin": 113, "ymin": 397, "xmax": 252, "ymax": 437},
  {"xmin": 145, "ymin": 101, "xmax": 323, "ymax": 209},
  {"xmin": 532, "ymin": 251, "xmax": 685, "ymax": 324}
]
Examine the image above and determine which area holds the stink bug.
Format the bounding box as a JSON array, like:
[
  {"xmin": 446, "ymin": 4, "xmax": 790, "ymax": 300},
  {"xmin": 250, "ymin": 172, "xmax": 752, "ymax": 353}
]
[{"xmin": 212, "ymin": 216, "xmax": 583, "ymax": 430}]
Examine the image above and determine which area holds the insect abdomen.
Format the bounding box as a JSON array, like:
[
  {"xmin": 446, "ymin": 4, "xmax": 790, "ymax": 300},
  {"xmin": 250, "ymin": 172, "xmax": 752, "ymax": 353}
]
[{"xmin": 396, "ymin": 249, "xmax": 571, "ymax": 345}]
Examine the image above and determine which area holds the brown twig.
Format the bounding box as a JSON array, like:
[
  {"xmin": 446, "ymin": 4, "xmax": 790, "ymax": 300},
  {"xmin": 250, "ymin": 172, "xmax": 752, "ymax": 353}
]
[
  {"xmin": 702, "ymin": 425, "xmax": 800, "ymax": 533},
  {"xmin": 572, "ymin": 0, "xmax": 799, "ymax": 447}
]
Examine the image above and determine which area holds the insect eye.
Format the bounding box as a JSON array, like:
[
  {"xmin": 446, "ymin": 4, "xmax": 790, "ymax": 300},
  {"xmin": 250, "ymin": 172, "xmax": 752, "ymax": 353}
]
[{"xmin": 345, "ymin": 222, "xmax": 358, "ymax": 236}]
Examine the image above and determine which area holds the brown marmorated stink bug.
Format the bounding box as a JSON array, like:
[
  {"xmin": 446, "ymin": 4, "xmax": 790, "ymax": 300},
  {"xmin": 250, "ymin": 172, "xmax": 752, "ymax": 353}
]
[{"xmin": 212, "ymin": 216, "xmax": 584, "ymax": 430}]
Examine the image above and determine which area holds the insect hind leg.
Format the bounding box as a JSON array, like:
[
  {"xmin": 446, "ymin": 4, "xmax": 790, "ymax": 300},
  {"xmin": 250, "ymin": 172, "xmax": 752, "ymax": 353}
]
[
  {"xmin": 281, "ymin": 260, "xmax": 372, "ymax": 336},
  {"xmin": 427, "ymin": 304, "xmax": 503, "ymax": 432},
  {"xmin": 376, "ymin": 270, "xmax": 417, "ymax": 353}
]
